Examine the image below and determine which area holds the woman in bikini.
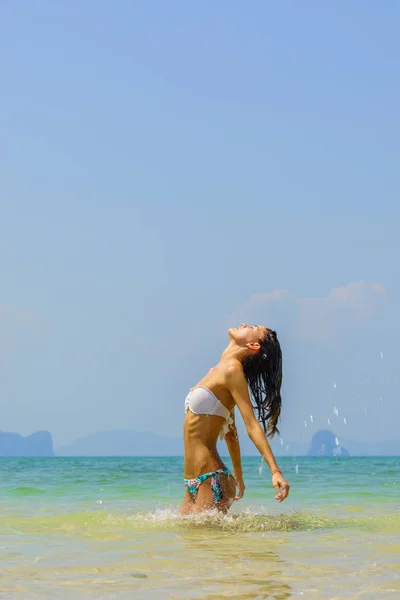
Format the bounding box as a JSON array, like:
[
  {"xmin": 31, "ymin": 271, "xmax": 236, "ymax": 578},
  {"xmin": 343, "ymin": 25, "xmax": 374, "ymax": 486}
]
[{"xmin": 182, "ymin": 324, "xmax": 290, "ymax": 514}]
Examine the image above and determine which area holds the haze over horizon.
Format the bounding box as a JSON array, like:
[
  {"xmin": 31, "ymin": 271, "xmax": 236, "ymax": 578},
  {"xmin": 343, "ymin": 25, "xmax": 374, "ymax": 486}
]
[{"xmin": 2, "ymin": 2, "xmax": 399, "ymax": 450}]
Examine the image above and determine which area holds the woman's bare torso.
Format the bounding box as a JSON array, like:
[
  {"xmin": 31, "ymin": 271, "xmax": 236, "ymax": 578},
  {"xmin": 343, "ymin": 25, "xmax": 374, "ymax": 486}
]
[{"xmin": 183, "ymin": 361, "xmax": 236, "ymax": 478}]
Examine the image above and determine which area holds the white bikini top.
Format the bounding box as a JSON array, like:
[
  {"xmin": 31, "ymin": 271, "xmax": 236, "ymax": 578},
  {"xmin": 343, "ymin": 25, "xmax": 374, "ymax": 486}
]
[{"xmin": 185, "ymin": 386, "xmax": 233, "ymax": 440}]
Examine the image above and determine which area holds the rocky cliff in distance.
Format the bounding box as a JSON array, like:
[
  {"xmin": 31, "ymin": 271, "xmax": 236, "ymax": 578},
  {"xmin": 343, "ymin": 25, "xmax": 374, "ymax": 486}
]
[
  {"xmin": 308, "ymin": 429, "xmax": 350, "ymax": 457},
  {"xmin": 0, "ymin": 431, "xmax": 54, "ymax": 456},
  {"xmin": 51, "ymin": 428, "xmax": 400, "ymax": 457}
]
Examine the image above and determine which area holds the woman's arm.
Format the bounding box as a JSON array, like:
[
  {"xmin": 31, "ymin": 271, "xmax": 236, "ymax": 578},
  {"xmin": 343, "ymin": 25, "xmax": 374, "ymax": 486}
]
[
  {"xmin": 226, "ymin": 363, "xmax": 290, "ymax": 502},
  {"xmin": 224, "ymin": 411, "xmax": 245, "ymax": 500}
]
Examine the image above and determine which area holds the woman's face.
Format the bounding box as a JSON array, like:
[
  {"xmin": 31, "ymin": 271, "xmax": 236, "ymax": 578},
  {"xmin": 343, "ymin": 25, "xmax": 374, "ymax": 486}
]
[{"xmin": 228, "ymin": 323, "xmax": 268, "ymax": 347}]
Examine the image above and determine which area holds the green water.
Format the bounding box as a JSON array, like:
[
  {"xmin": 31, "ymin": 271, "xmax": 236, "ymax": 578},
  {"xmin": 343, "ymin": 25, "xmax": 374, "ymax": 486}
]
[{"xmin": 0, "ymin": 456, "xmax": 399, "ymax": 598}]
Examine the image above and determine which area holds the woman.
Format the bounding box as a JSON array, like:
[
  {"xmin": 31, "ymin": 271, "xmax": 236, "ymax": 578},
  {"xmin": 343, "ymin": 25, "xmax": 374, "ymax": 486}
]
[{"xmin": 181, "ymin": 324, "xmax": 290, "ymax": 514}]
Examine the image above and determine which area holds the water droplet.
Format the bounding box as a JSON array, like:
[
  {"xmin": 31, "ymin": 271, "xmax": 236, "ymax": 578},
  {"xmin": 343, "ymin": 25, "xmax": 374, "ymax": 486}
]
[
  {"xmin": 343, "ymin": 418, "xmax": 347, "ymax": 425},
  {"xmin": 333, "ymin": 382, "xmax": 337, "ymax": 389},
  {"xmin": 380, "ymin": 351, "xmax": 384, "ymax": 359},
  {"xmin": 327, "ymin": 418, "xmax": 331, "ymax": 425},
  {"xmin": 96, "ymin": 500, "xmax": 103, "ymax": 504},
  {"xmin": 295, "ymin": 464, "xmax": 299, "ymax": 474},
  {"xmin": 333, "ymin": 406, "xmax": 339, "ymax": 416},
  {"xmin": 310, "ymin": 415, "xmax": 313, "ymax": 423},
  {"xmin": 304, "ymin": 420, "xmax": 307, "ymax": 427},
  {"xmin": 280, "ymin": 438, "xmax": 284, "ymax": 446},
  {"xmin": 285, "ymin": 445, "xmax": 289, "ymax": 451},
  {"xmin": 335, "ymin": 436, "xmax": 339, "ymax": 446}
]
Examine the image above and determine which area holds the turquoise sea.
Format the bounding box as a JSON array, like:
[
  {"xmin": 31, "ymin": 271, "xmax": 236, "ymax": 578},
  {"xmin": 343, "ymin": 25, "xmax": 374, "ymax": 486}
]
[{"xmin": 0, "ymin": 456, "xmax": 399, "ymax": 599}]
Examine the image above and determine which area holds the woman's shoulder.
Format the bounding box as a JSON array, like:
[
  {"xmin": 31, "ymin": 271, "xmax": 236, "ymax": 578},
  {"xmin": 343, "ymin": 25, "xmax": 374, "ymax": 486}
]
[{"xmin": 219, "ymin": 358, "xmax": 244, "ymax": 380}]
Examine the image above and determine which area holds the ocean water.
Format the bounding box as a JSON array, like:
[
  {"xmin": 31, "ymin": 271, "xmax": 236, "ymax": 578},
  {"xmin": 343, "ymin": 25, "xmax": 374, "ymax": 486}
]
[{"xmin": 0, "ymin": 456, "xmax": 399, "ymax": 599}]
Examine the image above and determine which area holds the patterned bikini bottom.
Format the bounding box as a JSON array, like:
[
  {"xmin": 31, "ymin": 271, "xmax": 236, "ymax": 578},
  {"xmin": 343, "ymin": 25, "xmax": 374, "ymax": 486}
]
[{"xmin": 184, "ymin": 467, "xmax": 234, "ymax": 504}]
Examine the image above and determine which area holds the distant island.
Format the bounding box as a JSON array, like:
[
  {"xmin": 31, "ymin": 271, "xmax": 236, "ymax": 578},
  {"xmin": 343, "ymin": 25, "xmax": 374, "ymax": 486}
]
[
  {"xmin": 1, "ymin": 428, "xmax": 399, "ymax": 457},
  {"xmin": 0, "ymin": 431, "xmax": 54, "ymax": 457},
  {"xmin": 57, "ymin": 429, "xmax": 399, "ymax": 457},
  {"xmin": 308, "ymin": 429, "xmax": 350, "ymax": 457}
]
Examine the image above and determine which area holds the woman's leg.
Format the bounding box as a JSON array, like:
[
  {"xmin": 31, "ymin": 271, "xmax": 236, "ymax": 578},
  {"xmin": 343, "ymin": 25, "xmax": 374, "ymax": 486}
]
[
  {"xmin": 217, "ymin": 473, "xmax": 236, "ymax": 512},
  {"xmin": 180, "ymin": 489, "xmax": 195, "ymax": 515},
  {"xmin": 193, "ymin": 477, "xmax": 214, "ymax": 511},
  {"xmin": 194, "ymin": 473, "xmax": 236, "ymax": 513}
]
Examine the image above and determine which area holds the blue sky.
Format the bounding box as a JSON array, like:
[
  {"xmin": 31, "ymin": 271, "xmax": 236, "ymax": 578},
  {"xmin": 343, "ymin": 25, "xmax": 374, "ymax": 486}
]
[{"xmin": 1, "ymin": 1, "xmax": 399, "ymax": 449}]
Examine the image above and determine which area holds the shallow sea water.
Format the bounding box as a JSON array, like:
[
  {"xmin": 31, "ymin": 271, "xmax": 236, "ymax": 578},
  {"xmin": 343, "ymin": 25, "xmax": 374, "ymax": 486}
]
[{"xmin": 0, "ymin": 456, "xmax": 399, "ymax": 599}]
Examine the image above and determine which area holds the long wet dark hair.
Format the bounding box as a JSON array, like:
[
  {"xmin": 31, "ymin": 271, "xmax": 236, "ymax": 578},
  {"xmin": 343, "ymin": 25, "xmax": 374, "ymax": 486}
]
[{"xmin": 242, "ymin": 329, "xmax": 282, "ymax": 438}]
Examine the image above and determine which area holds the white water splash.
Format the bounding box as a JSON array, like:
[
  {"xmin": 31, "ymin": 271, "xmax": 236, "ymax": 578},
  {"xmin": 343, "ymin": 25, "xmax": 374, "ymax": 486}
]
[
  {"xmin": 119, "ymin": 507, "xmax": 337, "ymax": 533},
  {"xmin": 295, "ymin": 464, "xmax": 299, "ymax": 474},
  {"xmin": 333, "ymin": 406, "xmax": 339, "ymax": 417}
]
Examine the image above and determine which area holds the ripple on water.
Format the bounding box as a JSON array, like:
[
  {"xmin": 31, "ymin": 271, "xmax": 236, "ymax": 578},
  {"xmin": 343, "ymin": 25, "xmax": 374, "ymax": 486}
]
[{"xmin": 2, "ymin": 508, "xmax": 400, "ymax": 537}]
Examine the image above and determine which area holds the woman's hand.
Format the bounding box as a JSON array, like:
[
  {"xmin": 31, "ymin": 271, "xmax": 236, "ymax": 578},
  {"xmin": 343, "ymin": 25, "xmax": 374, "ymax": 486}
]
[
  {"xmin": 234, "ymin": 475, "xmax": 245, "ymax": 501},
  {"xmin": 272, "ymin": 471, "xmax": 290, "ymax": 502}
]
